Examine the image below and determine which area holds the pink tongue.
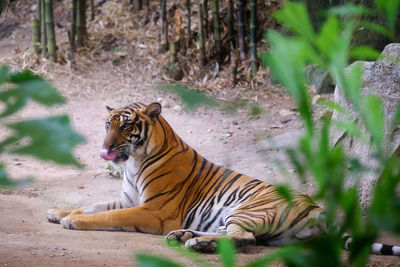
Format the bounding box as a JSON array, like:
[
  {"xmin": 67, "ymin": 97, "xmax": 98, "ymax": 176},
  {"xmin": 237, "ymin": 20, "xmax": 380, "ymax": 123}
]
[{"xmin": 100, "ymin": 148, "xmax": 118, "ymax": 161}]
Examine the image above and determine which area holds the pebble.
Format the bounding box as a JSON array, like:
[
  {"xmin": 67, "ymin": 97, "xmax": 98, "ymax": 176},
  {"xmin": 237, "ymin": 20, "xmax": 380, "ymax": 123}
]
[{"xmin": 173, "ymin": 105, "xmax": 182, "ymax": 112}]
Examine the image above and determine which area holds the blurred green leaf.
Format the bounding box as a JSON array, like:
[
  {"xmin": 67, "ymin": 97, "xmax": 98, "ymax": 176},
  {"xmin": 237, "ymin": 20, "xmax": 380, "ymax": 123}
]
[
  {"xmin": 332, "ymin": 120, "xmax": 368, "ymax": 144},
  {"xmin": 0, "ymin": 164, "xmax": 33, "ymax": 187},
  {"xmin": 217, "ymin": 238, "xmax": 236, "ymax": 267},
  {"xmin": 328, "ymin": 4, "xmax": 372, "ymax": 17},
  {"xmin": 350, "ymin": 46, "xmax": 381, "ymax": 61},
  {"xmin": 374, "ymin": 0, "xmax": 400, "ymax": 33},
  {"xmin": 316, "ymin": 16, "xmax": 341, "ymax": 60},
  {"xmin": 357, "ymin": 20, "xmax": 395, "ymax": 39},
  {"xmin": 136, "ymin": 254, "xmax": 182, "ymax": 267},
  {"xmin": 314, "ymin": 98, "xmax": 347, "ymax": 115},
  {"xmin": 274, "ymin": 2, "xmax": 315, "ymax": 43},
  {"xmin": 7, "ymin": 115, "xmax": 84, "ymax": 167},
  {"xmin": 159, "ymin": 84, "xmax": 217, "ymax": 111},
  {"xmin": 275, "ymin": 184, "xmax": 294, "ymax": 202},
  {"xmin": 9, "ymin": 69, "xmax": 42, "ymax": 83},
  {"xmin": 0, "ymin": 68, "xmax": 64, "ymax": 117}
]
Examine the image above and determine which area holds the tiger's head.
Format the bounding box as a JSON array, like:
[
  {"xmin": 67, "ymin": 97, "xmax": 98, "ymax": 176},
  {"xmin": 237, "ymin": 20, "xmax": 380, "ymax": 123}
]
[{"xmin": 100, "ymin": 102, "xmax": 162, "ymax": 163}]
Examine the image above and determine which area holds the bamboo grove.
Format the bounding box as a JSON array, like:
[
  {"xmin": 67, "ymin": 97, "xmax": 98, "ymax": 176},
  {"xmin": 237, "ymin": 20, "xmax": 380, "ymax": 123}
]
[{"xmin": 31, "ymin": 0, "xmax": 273, "ymax": 81}]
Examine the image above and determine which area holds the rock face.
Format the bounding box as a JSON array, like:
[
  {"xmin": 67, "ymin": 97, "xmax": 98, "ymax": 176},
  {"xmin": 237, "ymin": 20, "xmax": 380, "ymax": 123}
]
[{"xmin": 331, "ymin": 43, "xmax": 400, "ymax": 210}]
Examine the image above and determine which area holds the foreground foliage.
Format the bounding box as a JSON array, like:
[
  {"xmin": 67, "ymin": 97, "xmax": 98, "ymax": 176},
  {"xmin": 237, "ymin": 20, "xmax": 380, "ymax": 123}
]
[
  {"xmin": 0, "ymin": 65, "xmax": 84, "ymax": 186},
  {"xmin": 136, "ymin": 1, "xmax": 400, "ymax": 266}
]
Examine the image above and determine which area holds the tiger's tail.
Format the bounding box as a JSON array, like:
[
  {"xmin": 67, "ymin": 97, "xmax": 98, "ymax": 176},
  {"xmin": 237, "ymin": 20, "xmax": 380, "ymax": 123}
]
[{"xmin": 343, "ymin": 234, "xmax": 400, "ymax": 256}]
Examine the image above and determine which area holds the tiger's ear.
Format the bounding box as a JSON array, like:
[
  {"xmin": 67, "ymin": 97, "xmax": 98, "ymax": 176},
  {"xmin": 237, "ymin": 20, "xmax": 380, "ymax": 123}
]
[
  {"xmin": 144, "ymin": 102, "xmax": 162, "ymax": 120},
  {"xmin": 106, "ymin": 106, "xmax": 114, "ymax": 113}
]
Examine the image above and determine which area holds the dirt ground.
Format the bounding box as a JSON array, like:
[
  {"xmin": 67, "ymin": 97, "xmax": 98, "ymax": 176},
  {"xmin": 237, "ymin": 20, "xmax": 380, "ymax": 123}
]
[{"xmin": 1, "ymin": 1, "xmax": 400, "ymax": 266}]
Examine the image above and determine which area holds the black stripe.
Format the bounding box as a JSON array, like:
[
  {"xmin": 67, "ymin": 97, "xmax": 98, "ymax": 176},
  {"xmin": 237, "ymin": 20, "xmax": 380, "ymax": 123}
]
[
  {"xmin": 289, "ymin": 205, "xmax": 320, "ymax": 228},
  {"xmin": 380, "ymin": 244, "xmax": 394, "ymax": 255}
]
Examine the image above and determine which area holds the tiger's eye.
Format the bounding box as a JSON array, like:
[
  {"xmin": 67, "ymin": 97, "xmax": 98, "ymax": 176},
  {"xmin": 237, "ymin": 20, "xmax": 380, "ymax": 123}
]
[{"xmin": 106, "ymin": 121, "xmax": 111, "ymax": 129}]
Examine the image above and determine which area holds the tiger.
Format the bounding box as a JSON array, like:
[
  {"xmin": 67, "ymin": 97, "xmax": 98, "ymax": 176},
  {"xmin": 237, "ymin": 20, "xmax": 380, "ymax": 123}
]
[{"xmin": 47, "ymin": 102, "xmax": 400, "ymax": 255}]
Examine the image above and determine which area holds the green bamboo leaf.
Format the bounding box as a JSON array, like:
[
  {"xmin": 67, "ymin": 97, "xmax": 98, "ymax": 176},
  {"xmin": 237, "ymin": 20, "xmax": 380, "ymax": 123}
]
[
  {"xmin": 0, "ymin": 164, "xmax": 33, "ymax": 187},
  {"xmin": 332, "ymin": 120, "xmax": 368, "ymax": 144},
  {"xmin": 357, "ymin": 21, "xmax": 394, "ymax": 39},
  {"xmin": 136, "ymin": 254, "xmax": 182, "ymax": 267},
  {"xmin": 17, "ymin": 79, "xmax": 65, "ymax": 105},
  {"xmin": 374, "ymin": 0, "xmax": 400, "ymax": 33},
  {"xmin": 274, "ymin": 2, "xmax": 315, "ymax": 43},
  {"xmin": 314, "ymin": 98, "xmax": 347, "ymax": 115},
  {"xmin": 217, "ymin": 238, "xmax": 236, "ymax": 267},
  {"xmin": 8, "ymin": 115, "xmax": 84, "ymax": 167},
  {"xmin": 9, "ymin": 69, "xmax": 42, "ymax": 83},
  {"xmin": 328, "ymin": 3, "xmax": 372, "ymax": 17},
  {"xmin": 350, "ymin": 46, "xmax": 381, "ymax": 61},
  {"xmin": 316, "ymin": 16, "xmax": 341, "ymax": 58},
  {"xmin": 275, "ymin": 184, "xmax": 294, "ymax": 202}
]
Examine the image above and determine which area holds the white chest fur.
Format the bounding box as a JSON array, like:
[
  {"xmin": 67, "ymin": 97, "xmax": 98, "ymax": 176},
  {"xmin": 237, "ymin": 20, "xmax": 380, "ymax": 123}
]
[{"xmin": 121, "ymin": 157, "xmax": 141, "ymax": 208}]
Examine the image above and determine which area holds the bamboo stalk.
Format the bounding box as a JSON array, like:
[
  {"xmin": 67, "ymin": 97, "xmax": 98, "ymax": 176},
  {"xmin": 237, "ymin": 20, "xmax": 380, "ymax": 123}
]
[
  {"xmin": 144, "ymin": 0, "xmax": 150, "ymax": 25},
  {"xmin": 237, "ymin": 0, "xmax": 246, "ymax": 61},
  {"xmin": 67, "ymin": 30, "xmax": 77, "ymax": 69},
  {"xmin": 186, "ymin": 0, "xmax": 191, "ymax": 46},
  {"xmin": 228, "ymin": 0, "xmax": 235, "ymax": 47},
  {"xmin": 212, "ymin": 0, "xmax": 221, "ymax": 62},
  {"xmin": 198, "ymin": 0, "xmax": 206, "ymax": 66},
  {"xmin": 71, "ymin": 0, "xmax": 77, "ymax": 51},
  {"xmin": 77, "ymin": 0, "xmax": 87, "ymax": 47},
  {"xmin": 45, "ymin": 0, "xmax": 56, "ymax": 62},
  {"xmin": 160, "ymin": 0, "xmax": 168, "ymax": 51},
  {"xmin": 203, "ymin": 0, "xmax": 208, "ymax": 38},
  {"xmin": 230, "ymin": 48, "xmax": 239, "ymax": 86},
  {"xmin": 32, "ymin": 16, "xmax": 40, "ymax": 55},
  {"xmin": 90, "ymin": 0, "xmax": 94, "ymax": 21},
  {"xmin": 40, "ymin": 0, "xmax": 46, "ymax": 57},
  {"xmin": 250, "ymin": 0, "xmax": 257, "ymax": 73},
  {"xmin": 37, "ymin": 0, "xmax": 41, "ymax": 40}
]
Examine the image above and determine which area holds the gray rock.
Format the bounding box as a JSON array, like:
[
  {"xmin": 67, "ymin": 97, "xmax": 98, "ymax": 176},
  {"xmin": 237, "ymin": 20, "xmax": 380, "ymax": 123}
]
[
  {"xmin": 331, "ymin": 43, "xmax": 400, "ymax": 210},
  {"xmin": 306, "ymin": 65, "xmax": 335, "ymax": 94}
]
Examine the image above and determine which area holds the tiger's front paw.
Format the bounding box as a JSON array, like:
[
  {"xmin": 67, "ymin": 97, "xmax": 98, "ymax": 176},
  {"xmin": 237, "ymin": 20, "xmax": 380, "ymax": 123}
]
[
  {"xmin": 47, "ymin": 208, "xmax": 66, "ymax": 224},
  {"xmin": 166, "ymin": 230, "xmax": 197, "ymax": 244},
  {"xmin": 185, "ymin": 237, "xmax": 218, "ymax": 253},
  {"xmin": 60, "ymin": 215, "xmax": 80, "ymax": 230}
]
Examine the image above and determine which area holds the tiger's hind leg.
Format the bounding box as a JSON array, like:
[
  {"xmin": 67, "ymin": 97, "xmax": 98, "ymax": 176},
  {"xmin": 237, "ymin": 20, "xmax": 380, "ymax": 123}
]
[{"xmin": 166, "ymin": 224, "xmax": 256, "ymax": 253}]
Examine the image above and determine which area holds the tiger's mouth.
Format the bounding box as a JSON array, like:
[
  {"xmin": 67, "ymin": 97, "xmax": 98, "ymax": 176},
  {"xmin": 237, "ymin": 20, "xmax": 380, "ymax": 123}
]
[{"xmin": 100, "ymin": 148, "xmax": 129, "ymax": 163}]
